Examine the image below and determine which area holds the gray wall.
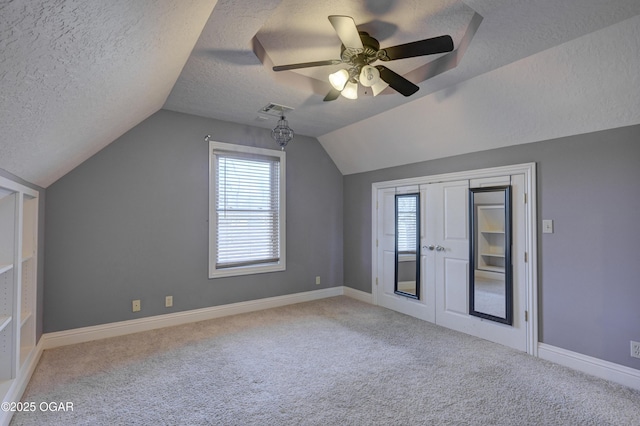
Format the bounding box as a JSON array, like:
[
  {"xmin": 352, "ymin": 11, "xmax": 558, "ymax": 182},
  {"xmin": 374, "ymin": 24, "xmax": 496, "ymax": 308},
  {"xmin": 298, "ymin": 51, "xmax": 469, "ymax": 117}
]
[
  {"xmin": 44, "ymin": 110, "xmax": 343, "ymax": 332},
  {"xmin": 40, "ymin": 111, "xmax": 640, "ymax": 371},
  {"xmin": 343, "ymin": 124, "xmax": 640, "ymax": 370},
  {"xmin": 0, "ymin": 168, "xmax": 45, "ymax": 341}
]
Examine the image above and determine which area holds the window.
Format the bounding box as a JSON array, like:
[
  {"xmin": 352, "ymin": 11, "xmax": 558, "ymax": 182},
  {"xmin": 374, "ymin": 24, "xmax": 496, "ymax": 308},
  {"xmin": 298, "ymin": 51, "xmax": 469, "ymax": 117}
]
[{"xmin": 209, "ymin": 141, "xmax": 285, "ymax": 278}]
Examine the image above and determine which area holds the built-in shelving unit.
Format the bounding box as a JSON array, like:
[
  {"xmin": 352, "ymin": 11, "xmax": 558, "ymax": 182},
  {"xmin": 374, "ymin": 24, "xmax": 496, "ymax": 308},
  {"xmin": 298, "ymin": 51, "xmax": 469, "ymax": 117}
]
[
  {"xmin": 0, "ymin": 176, "xmax": 38, "ymax": 421},
  {"xmin": 19, "ymin": 194, "xmax": 37, "ymax": 367},
  {"xmin": 476, "ymin": 205, "xmax": 505, "ymax": 273},
  {"xmin": 0, "ymin": 188, "xmax": 16, "ymax": 388}
]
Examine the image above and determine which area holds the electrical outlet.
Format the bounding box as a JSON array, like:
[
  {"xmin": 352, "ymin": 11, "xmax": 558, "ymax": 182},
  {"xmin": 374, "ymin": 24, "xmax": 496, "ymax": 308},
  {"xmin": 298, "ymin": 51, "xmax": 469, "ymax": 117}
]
[
  {"xmin": 165, "ymin": 295, "xmax": 173, "ymax": 308},
  {"xmin": 631, "ymin": 341, "xmax": 640, "ymax": 359},
  {"xmin": 316, "ymin": 276, "xmax": 321, "ymax": 285},
  {"xmin": 132, "ymin": 299, "xmax": 141, "ymax": 312}
]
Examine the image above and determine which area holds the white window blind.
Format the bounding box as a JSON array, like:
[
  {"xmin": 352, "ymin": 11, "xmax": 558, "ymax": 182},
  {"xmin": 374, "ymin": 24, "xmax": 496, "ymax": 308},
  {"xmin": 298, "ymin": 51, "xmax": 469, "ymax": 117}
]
[
  {"xmin": 214, "ymin": 151, "xmax": 281, "ymax": 269},
  {"xmin": 397, "ymin": 196, "xmax": 417, "ymax": 254}
]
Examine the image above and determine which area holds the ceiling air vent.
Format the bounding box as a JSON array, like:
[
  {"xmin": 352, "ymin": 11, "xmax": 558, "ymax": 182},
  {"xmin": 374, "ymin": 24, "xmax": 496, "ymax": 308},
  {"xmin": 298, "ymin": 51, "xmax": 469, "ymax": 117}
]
[{"xmin": 259, "ymin": 103, "xmax": 294, "ymax": 117}]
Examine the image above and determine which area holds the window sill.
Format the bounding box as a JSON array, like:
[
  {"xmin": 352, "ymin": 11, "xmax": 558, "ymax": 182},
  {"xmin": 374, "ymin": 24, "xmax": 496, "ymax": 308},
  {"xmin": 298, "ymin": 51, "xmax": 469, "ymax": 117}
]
[{"xmin": 209, "ymin": 262, "xmax": 285, "ymax": 279}]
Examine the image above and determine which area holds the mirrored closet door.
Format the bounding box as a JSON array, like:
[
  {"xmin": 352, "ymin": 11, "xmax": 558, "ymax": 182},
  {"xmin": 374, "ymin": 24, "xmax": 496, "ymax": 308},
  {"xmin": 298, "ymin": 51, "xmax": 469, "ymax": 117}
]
[{"xmin": 469, "ymin": 185, "xmax": 512, "ymax": 325}]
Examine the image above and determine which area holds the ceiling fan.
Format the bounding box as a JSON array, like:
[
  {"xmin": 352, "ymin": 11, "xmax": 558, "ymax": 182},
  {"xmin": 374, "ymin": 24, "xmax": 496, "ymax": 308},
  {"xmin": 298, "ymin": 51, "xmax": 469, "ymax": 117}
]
[{"xmin": 272, "ymin": 15, "xmax": 454, "ymax": 101}]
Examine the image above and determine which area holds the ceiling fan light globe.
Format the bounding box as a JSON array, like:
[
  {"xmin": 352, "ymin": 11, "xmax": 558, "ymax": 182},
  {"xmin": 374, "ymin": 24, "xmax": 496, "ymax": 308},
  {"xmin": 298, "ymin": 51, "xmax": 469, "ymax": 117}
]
[
  {"xmin": 371, "ymin": 80, "xmax": 389, "ymax": 96},
  {"xmin": 359, "ymin": 65, "xmax": 380, "ymax": 87},
  {"xmin": 329, "ymin": 69, "xmax": 349, "ymax": 91},
  {"xmin": 341, "ymin": 81, "xmax": 358, "ymax": 100}
]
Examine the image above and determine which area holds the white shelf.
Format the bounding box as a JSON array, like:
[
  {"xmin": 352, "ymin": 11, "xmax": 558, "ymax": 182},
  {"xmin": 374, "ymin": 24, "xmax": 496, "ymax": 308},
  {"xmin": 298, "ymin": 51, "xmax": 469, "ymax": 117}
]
[
  {"xmin": 481, "ymin": 253, "xmax": 505, "ymax": 258},
  {"xmin": 0, "ymin": 316, "xmax": 11, "ymax": 333},
  {"xmin": 476, "ymin": 204, "xmax": 506, "ymax": 273},
  {"xmin": 0, "ymin": 264, "xmax": 13, "ymax": 275},
  {"xmin": 479, "ymin": 265, "xmax": 506, "ymax": 273},
  {"xmin": 21, "ymin": 254, "xmax": 33, "ymax": 263}
]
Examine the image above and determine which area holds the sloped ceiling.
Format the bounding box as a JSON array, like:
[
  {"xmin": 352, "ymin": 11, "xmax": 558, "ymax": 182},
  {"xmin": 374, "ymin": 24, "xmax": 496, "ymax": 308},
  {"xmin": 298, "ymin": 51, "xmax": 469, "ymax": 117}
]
[
  {"xmin": 0, "ymin": 0, "xmax": 218, "ymax": 187},
  {"xmin": 319, "ymin": 13, "xmax": 640, "ymax": 174},
  {"xmin": 1, "ymin": 0, "xmax": 640, "ymax": 186}
]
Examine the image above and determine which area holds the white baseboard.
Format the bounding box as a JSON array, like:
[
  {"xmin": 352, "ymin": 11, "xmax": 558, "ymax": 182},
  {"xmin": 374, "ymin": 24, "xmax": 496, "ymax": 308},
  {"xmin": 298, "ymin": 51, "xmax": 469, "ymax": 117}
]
[
  {"xmin": 538, "ymin": 343, "xmax": 640, "ymax": 391},
  {"xmin": 343, "ymin": 286, "xmax": 373, "ymax": 304},
  {"xmin": 42, "ymin": 286, "xmax": 345, "ymax": 349}
]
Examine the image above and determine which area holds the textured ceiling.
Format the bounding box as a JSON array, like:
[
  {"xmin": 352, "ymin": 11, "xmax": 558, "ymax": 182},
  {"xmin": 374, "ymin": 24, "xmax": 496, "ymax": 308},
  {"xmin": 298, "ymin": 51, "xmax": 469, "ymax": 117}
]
[
  {"xmin": 0, "ymin": 0, "xmax": 218, "ymax": 187},
  {"xmin": 1, "ymin": 0, "xmax": 640, "ymax": 186},
  {"xmin": 165, "ymin": 0, "xmax": 640, "ymax": 140}
]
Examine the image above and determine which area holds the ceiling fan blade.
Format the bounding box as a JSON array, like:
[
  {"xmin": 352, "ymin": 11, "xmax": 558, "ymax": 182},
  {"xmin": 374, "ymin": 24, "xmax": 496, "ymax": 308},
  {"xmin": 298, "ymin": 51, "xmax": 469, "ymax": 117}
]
[
  {"xmin": 273, "ymin": 59, "xmax": 342, "ymax": 72},
  {"xmin": 376, "ymin": 65, "xmax": 419, "ymax": 97},
  {"xmin": 381, "ymin": 35, "xmax": 454, "ymax": 61},
  {"xmin": 328, "ymin": 15, "xmax": 364, "ymax": 50},
  {"xmin": 323, "ymin": 88, "xmax": 341, "ymax": 102}
]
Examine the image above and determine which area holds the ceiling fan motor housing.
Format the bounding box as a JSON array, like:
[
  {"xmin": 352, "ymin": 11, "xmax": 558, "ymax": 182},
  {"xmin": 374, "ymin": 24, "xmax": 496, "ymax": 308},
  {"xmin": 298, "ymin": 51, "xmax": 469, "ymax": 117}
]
[{"xmin": 339, "ymin": 32, "xmax": 383, "ymax": 76}]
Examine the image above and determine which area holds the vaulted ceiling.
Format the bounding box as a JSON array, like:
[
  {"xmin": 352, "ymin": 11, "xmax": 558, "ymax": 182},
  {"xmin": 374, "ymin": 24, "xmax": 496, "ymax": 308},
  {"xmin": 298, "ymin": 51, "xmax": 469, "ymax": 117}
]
[{"xmin": 1, "ymin": 0, "xmax": 639, "ymax": 187}]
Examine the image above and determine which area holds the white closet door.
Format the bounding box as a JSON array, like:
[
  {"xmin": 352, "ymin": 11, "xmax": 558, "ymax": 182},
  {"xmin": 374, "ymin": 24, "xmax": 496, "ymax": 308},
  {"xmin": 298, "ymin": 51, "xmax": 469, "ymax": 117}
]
[
  {"xmin": 428, "ymin": 181, "xmax": 471, "ymax": 331},
  {"xmin": 441, "ymin": 175, "xmax": 527, "ymax": 352},
  {"xmin": 376, "ymin": 186, "xmax": 433, "ymax": 321},
  {"xmin": 377, "ymin": 187, "xmax": 396, "ymax": 309},
  {"xmin": 375, "ymin": 170, "xmax": 535, "ymax": 353},
  {"xmin": 419, "ymin": 185, "xmax": 436, "ymax": 323}
]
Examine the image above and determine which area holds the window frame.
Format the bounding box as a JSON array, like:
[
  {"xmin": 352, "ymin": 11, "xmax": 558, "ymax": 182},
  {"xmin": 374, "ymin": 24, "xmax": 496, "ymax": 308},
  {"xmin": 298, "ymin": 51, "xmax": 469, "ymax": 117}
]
[{"xmin": 209, "ymin": 140, "xmax": 286, "ymax": 278}]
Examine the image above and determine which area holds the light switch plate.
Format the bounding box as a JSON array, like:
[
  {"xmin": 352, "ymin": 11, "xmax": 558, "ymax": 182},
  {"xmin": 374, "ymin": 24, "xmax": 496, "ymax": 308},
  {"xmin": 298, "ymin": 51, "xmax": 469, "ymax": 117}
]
[{"xmin": 542, "ymin": 220, "xmax": 554, "ymax": 234}]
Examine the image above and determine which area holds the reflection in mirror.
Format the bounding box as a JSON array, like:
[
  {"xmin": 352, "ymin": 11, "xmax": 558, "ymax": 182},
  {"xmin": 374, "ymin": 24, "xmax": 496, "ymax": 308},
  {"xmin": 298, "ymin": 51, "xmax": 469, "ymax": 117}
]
[
  {"xmin": 395, "ymin": 193, "xmax": 420, "ymax": 299},
  {"xmin": 469, "ymin": 186, "xmax": 512, "ymax": 324}
]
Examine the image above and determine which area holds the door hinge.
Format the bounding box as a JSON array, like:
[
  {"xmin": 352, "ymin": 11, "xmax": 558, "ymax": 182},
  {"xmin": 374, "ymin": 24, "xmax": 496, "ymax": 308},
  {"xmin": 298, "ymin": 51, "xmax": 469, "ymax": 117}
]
[
  {"xmin": 524, "ymin": 252, "xmax": 528, "ymax": 263},
  {"xmin": 376, "ymin": 239, "xmax": 379, "ymax": 247},
  {"xmin": 376, "ymin": 277, "xmax": 379, "ymax": 286},
  {"xmin": 525, "ymin": 310, "xmax": 529, "ymax": 322},
  {"xmin": 523, "ymin": 193, "xmax": 527, "ymax": 204},
  {"xmin": 376, "ymin": 201, "xmax": 379, "ymax": 210}
]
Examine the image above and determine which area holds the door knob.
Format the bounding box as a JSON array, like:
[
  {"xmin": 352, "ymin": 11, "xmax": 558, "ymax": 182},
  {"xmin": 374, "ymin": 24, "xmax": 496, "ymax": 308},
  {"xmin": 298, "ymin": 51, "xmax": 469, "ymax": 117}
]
[
  {"xmin": 435, "ymin": 245, "xmax": 445, "ymax": 252},
  {"xmin": 423, "ymin": 245, "xmax": 435, "ymax": 251}
]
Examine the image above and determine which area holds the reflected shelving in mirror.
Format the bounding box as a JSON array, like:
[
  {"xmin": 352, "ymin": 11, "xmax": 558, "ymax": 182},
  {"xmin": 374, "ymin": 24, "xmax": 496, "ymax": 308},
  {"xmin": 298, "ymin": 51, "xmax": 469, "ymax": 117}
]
[{"xmin": 469, "ymin": 186, "xmax": 512, "ymax": 325}]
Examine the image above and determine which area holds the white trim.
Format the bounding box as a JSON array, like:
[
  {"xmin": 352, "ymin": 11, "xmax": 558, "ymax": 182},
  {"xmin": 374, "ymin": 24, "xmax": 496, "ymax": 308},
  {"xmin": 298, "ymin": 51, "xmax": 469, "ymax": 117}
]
[
  {"xmin": 343, "ymin": 286, "xmax": 374, "ymax": 304},
  {"xmin": 371, "ymin": 163, "xmax": 538, "ymax": 355},
  {"xmin": 371, "ymin": 184, "xmax": 379, "ymax": 306},
  {"xmin": 525, "ymin": 164, "xmax": 538, "ymax": 356},
  {"xmin": 371, "ymin": 163, "xmax": 536, "ymax": 190},
  {"xmin": 538, "ymin": 343, "xmax": 640, "ymax": 391},
  {"xmin": 0, "ymin": 339, "xmax": 44, "ymax": 426},
  {"xmin": 208, "ymin": 140, "xmax": 286, "ymax": 279},
  {"xmin": 42, "ymin": 287, "xmax": 344, "ymax": 349}
]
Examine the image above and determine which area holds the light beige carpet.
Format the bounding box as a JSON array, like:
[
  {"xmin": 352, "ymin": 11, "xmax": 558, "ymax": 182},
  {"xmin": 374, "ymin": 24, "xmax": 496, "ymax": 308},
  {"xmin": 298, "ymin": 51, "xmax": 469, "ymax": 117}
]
[{"xmin": 12, "ymin": 296, "xmax": 640, "ymax": 425}]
